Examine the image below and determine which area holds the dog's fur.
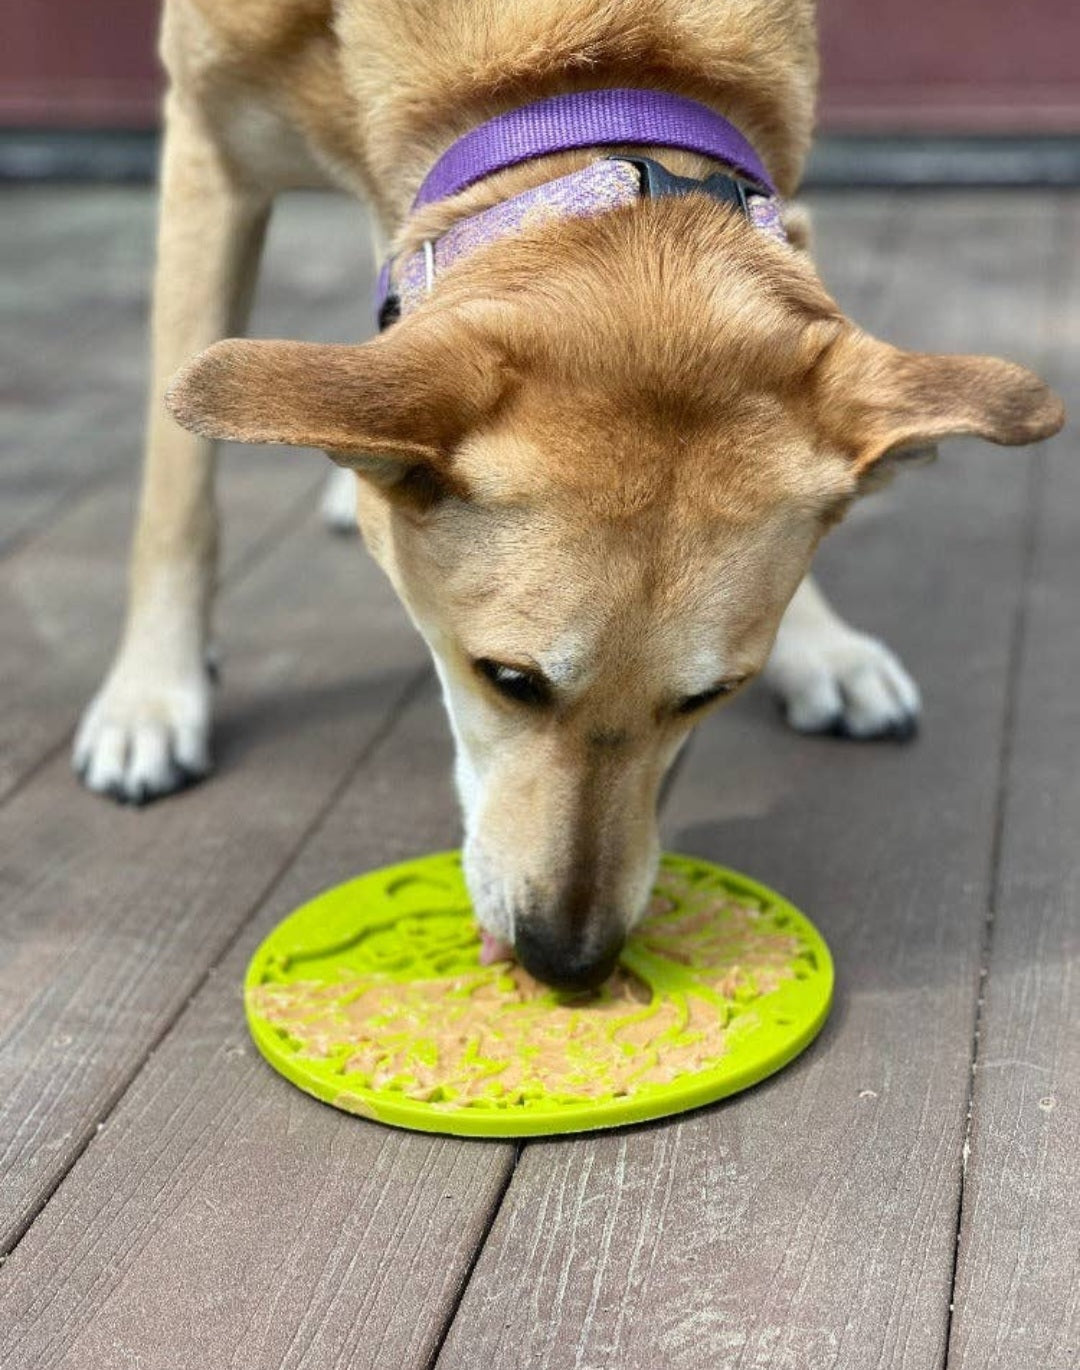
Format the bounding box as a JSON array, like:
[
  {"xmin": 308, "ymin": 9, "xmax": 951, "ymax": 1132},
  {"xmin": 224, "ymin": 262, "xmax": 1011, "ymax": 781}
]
[{"xmin": 75, "ymin": 0, "xmax": 1063, "ymax": 987}]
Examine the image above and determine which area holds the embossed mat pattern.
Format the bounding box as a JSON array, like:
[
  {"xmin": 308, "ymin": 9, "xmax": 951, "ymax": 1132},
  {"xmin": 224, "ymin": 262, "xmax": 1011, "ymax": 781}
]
[{"xmin": 245, "ymin": 852, "xmax": 833, "ymax": 1137}]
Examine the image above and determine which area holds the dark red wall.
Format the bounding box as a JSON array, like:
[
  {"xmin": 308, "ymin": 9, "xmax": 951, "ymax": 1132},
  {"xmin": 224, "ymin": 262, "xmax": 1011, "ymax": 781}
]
[
  {"xmin": 819, "ymin": 0, "xmax": 1080, "ymax": 132},
  {"xmin": 2, "ymin": 1, "xmax": 1079, "ymax": 132},
  {"xmin": 1, "ymin": 3, "xmax": 162, "ymax": 127}
]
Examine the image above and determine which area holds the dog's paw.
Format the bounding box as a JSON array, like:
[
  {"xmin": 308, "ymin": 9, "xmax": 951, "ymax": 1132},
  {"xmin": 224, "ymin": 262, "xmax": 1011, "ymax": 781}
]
[
  {"xmin": 765, "ymin": 625, "xmax": 921, "ymax": 742},
  {"xmin": 73, "ymin": 655, "xmax": 213, "ymax": 804},
  {"xmin": 320, "ymin": 466, "xmax": 358, "ymax": 534}
]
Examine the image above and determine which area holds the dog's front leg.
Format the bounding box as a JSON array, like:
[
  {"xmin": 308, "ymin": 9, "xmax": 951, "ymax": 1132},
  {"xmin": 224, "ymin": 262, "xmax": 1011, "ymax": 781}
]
[
  {"xmin": 74, "ymin": 94, "xmax": 271, "ymax": 802},
  {"xmin": 765, "ymin": 574, "xmax": 921, "ymax": 740}
]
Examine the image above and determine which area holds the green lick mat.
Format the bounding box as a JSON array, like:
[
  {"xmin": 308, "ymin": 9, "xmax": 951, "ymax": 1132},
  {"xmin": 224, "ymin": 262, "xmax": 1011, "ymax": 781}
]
[{"xmin": 245, "ymin": 851, "xmax": 832, "ymax": 1137}]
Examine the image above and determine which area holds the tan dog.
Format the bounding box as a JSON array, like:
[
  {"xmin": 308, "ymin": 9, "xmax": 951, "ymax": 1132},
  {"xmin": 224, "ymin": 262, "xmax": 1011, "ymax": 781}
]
[{"xmin": 74, "ymin": 0, "xmax": 1063, "ymax": 989}]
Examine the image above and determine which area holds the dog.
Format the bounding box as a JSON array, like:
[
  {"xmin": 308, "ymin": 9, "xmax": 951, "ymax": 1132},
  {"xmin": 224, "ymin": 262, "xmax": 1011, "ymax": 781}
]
[{"xmin": 73, "ymin": 0, "xmax": 1063, "ymax": 990}]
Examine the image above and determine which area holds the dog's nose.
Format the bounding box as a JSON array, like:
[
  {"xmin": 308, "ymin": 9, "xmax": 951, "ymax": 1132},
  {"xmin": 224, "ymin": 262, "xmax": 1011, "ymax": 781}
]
[{"xmin": 514, "ymin": 920, "xmax": 624, "ymax": 993}]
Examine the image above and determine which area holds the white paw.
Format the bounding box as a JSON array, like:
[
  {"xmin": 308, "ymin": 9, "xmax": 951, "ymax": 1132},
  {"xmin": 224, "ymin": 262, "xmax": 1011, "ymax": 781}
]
[
  {"xmin": 320, "ymin": 466, "xmax": 358, "ymax": 534},
  {"xmin": 766, "ymin": 627, "xmax": 921, "ymax": 742},
  {"xmin": 73, "ymin": 655, "xmax": 213, "ymax": 804}
]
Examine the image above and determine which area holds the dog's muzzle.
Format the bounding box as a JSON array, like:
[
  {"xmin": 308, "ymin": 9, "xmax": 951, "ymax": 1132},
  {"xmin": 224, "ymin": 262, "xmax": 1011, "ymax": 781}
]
[{"xmin": 513, "ymin": 918, "xmax": 625, "ymax": 993}]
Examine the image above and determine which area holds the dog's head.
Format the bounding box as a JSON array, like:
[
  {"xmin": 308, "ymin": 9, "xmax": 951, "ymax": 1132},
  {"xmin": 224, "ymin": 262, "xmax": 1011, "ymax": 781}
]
[{"xmin": 169, "ymin": 198, "xmax": 1062, "ymax": 989}]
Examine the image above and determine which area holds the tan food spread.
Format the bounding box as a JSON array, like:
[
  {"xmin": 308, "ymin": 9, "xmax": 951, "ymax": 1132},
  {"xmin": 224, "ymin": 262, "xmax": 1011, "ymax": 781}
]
[{"xmin": 250, "ymin": 872, "xmax": 803, "ymax": 1105}]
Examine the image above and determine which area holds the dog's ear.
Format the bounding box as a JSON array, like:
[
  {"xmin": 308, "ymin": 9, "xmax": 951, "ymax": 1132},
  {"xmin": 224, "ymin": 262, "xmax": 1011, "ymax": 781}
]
[
  {"xmin": 166, "ymin": 310, "xmax": 509, "ymax": 501},
  {"xmin": 811, "ymin": 325, "xmax": 1064, "ymax": 482}
]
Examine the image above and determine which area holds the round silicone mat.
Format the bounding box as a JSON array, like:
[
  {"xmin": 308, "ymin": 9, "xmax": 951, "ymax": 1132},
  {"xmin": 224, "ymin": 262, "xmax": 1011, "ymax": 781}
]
[{"xmin": 245, "ymin": 851, "xmax": 832, "ymax": 1137}]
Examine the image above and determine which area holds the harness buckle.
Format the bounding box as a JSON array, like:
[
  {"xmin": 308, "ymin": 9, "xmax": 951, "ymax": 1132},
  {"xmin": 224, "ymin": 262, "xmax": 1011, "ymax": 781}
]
[{"xmin": 614, "ymin": 154, "xmax": 759, "ymax": 219}]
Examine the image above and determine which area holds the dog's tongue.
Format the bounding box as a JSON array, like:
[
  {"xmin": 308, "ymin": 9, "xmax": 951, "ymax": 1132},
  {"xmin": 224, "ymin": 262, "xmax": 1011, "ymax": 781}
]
[{"xmin": 479, "ymin": 929, "xmax": 514, "ymax": 966}]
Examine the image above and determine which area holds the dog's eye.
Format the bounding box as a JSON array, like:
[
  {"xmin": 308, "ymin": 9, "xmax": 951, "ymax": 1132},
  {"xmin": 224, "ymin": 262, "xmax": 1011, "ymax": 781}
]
[
  {"xmin": 474, "ymin": 658, "xmax": 552, "ymax": 708},
  {"xmin": 675, "ymin": 679, "xmax": 745, "ymax": 716}
]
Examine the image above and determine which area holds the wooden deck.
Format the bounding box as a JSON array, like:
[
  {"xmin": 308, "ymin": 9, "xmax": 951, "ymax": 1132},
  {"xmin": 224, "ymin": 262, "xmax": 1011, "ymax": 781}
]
[{"xmin": 1, "ymin": 187, "xmax": 1077, "ymax": 1370}]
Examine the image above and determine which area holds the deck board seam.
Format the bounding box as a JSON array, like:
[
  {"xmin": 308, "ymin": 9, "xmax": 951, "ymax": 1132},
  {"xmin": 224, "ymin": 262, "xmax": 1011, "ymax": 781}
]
[
  {"xmin": 940, "ymin": 196, "xmax": 1065, "ymax": 1369},
  {"xmin": 940, "ymin": 447, "xmax": 1044, "ymax": 1370},
  {"xmin": 426, "ymin": 1142, "xmax": 525, "ymax": 1370},
  {"xmin": 0, "ymin": 466, "xmax": 126, "ymax": 565},
  {"xmin": 0, "ymin": 663, "xmax": 432, "ymax": 1262},
  {"xmin": 0, "ymin": 735, "xmax": 71, "ymax": 818}
]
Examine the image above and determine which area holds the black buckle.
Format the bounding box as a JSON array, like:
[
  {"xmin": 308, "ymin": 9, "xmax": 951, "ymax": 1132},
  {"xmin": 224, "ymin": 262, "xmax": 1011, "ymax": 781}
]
[
  {"xmin": 614, "ymin": 154, "xmax": 758, "ymax": 219},
  {"xmin": 378, "ymin": 293, "xmax": 402, "ymax": 332}
]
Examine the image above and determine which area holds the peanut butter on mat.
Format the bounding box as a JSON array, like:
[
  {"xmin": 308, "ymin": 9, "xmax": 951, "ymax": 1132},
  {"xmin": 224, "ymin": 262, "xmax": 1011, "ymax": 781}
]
[{"xmin": 249, "ymin": 872, "xmax": 803, "ymax": 1107}]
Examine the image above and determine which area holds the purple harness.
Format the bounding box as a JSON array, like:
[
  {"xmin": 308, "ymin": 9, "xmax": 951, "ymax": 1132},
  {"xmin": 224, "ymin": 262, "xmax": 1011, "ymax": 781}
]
[{"xmin": 376, "ymin": 88, "xmax": 786, "ymax": 328}]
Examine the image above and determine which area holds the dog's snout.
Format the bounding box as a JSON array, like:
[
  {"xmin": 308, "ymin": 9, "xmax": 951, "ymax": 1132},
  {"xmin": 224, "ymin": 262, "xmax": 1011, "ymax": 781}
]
[{"xmin": 514, "ymin": 919, "xmax": 624, "ymax": 993}]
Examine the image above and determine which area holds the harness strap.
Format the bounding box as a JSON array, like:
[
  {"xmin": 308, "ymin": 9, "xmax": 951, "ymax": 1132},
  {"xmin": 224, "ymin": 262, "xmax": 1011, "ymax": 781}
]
[{"xmin": 377, "ymin": 89, "xmax": 784, "ymax": 329}]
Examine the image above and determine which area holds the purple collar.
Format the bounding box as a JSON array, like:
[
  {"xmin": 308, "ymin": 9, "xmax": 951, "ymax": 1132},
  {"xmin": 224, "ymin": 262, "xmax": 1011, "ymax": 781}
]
[
  {"xmin": 414, "ymin": 88, "xmax": 775, "ymax": 206},
  {"xmin": 377, "ymin": 88, "xmax": 783, "ymax": 327}
]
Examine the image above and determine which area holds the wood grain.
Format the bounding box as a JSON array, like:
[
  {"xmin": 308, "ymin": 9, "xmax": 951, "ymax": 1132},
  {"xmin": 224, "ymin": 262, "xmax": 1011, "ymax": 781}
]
[
  {"xmin": 0, "ymin": 684, "xmax": 516, "ymax": 1370},
  {"xmin": 0, "ymin": 505, "xmax": 428, "ymax": 1253},
  {"xmin": 947, "ymin": 195, "xmax": 1080, "ymax": 1370},
  {"xmin": 1, "ymin": 189, "xmax": 157, "ymax": 555},
  {"xmin": 434, "ymin": 196, "xmax": 1060, "ymax": 1369}
]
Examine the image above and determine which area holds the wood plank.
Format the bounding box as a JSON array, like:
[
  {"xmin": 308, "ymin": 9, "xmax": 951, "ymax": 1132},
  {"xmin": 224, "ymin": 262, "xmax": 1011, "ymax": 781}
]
[
  {"xmin": 0, "ymin": 506, "xmax": 429, "ymax": 1253},
  {"xmin": 0, "ymin": 189, "xmax": 154, "ymax": 554},
  {"xmin": 947, "ymin": 195, "xmax": 1080, "ymax": 1369},
  {"xmin": 0, "ymin": 683, "xmax": 517, "ymax": 1370},
  {"xmin": 0, "ymin": 186, "xmax": 371, "ymax": 555},
  {"xmin": 434, "ymin": 194, "xmax": 1059, "ymax": 1368}
]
